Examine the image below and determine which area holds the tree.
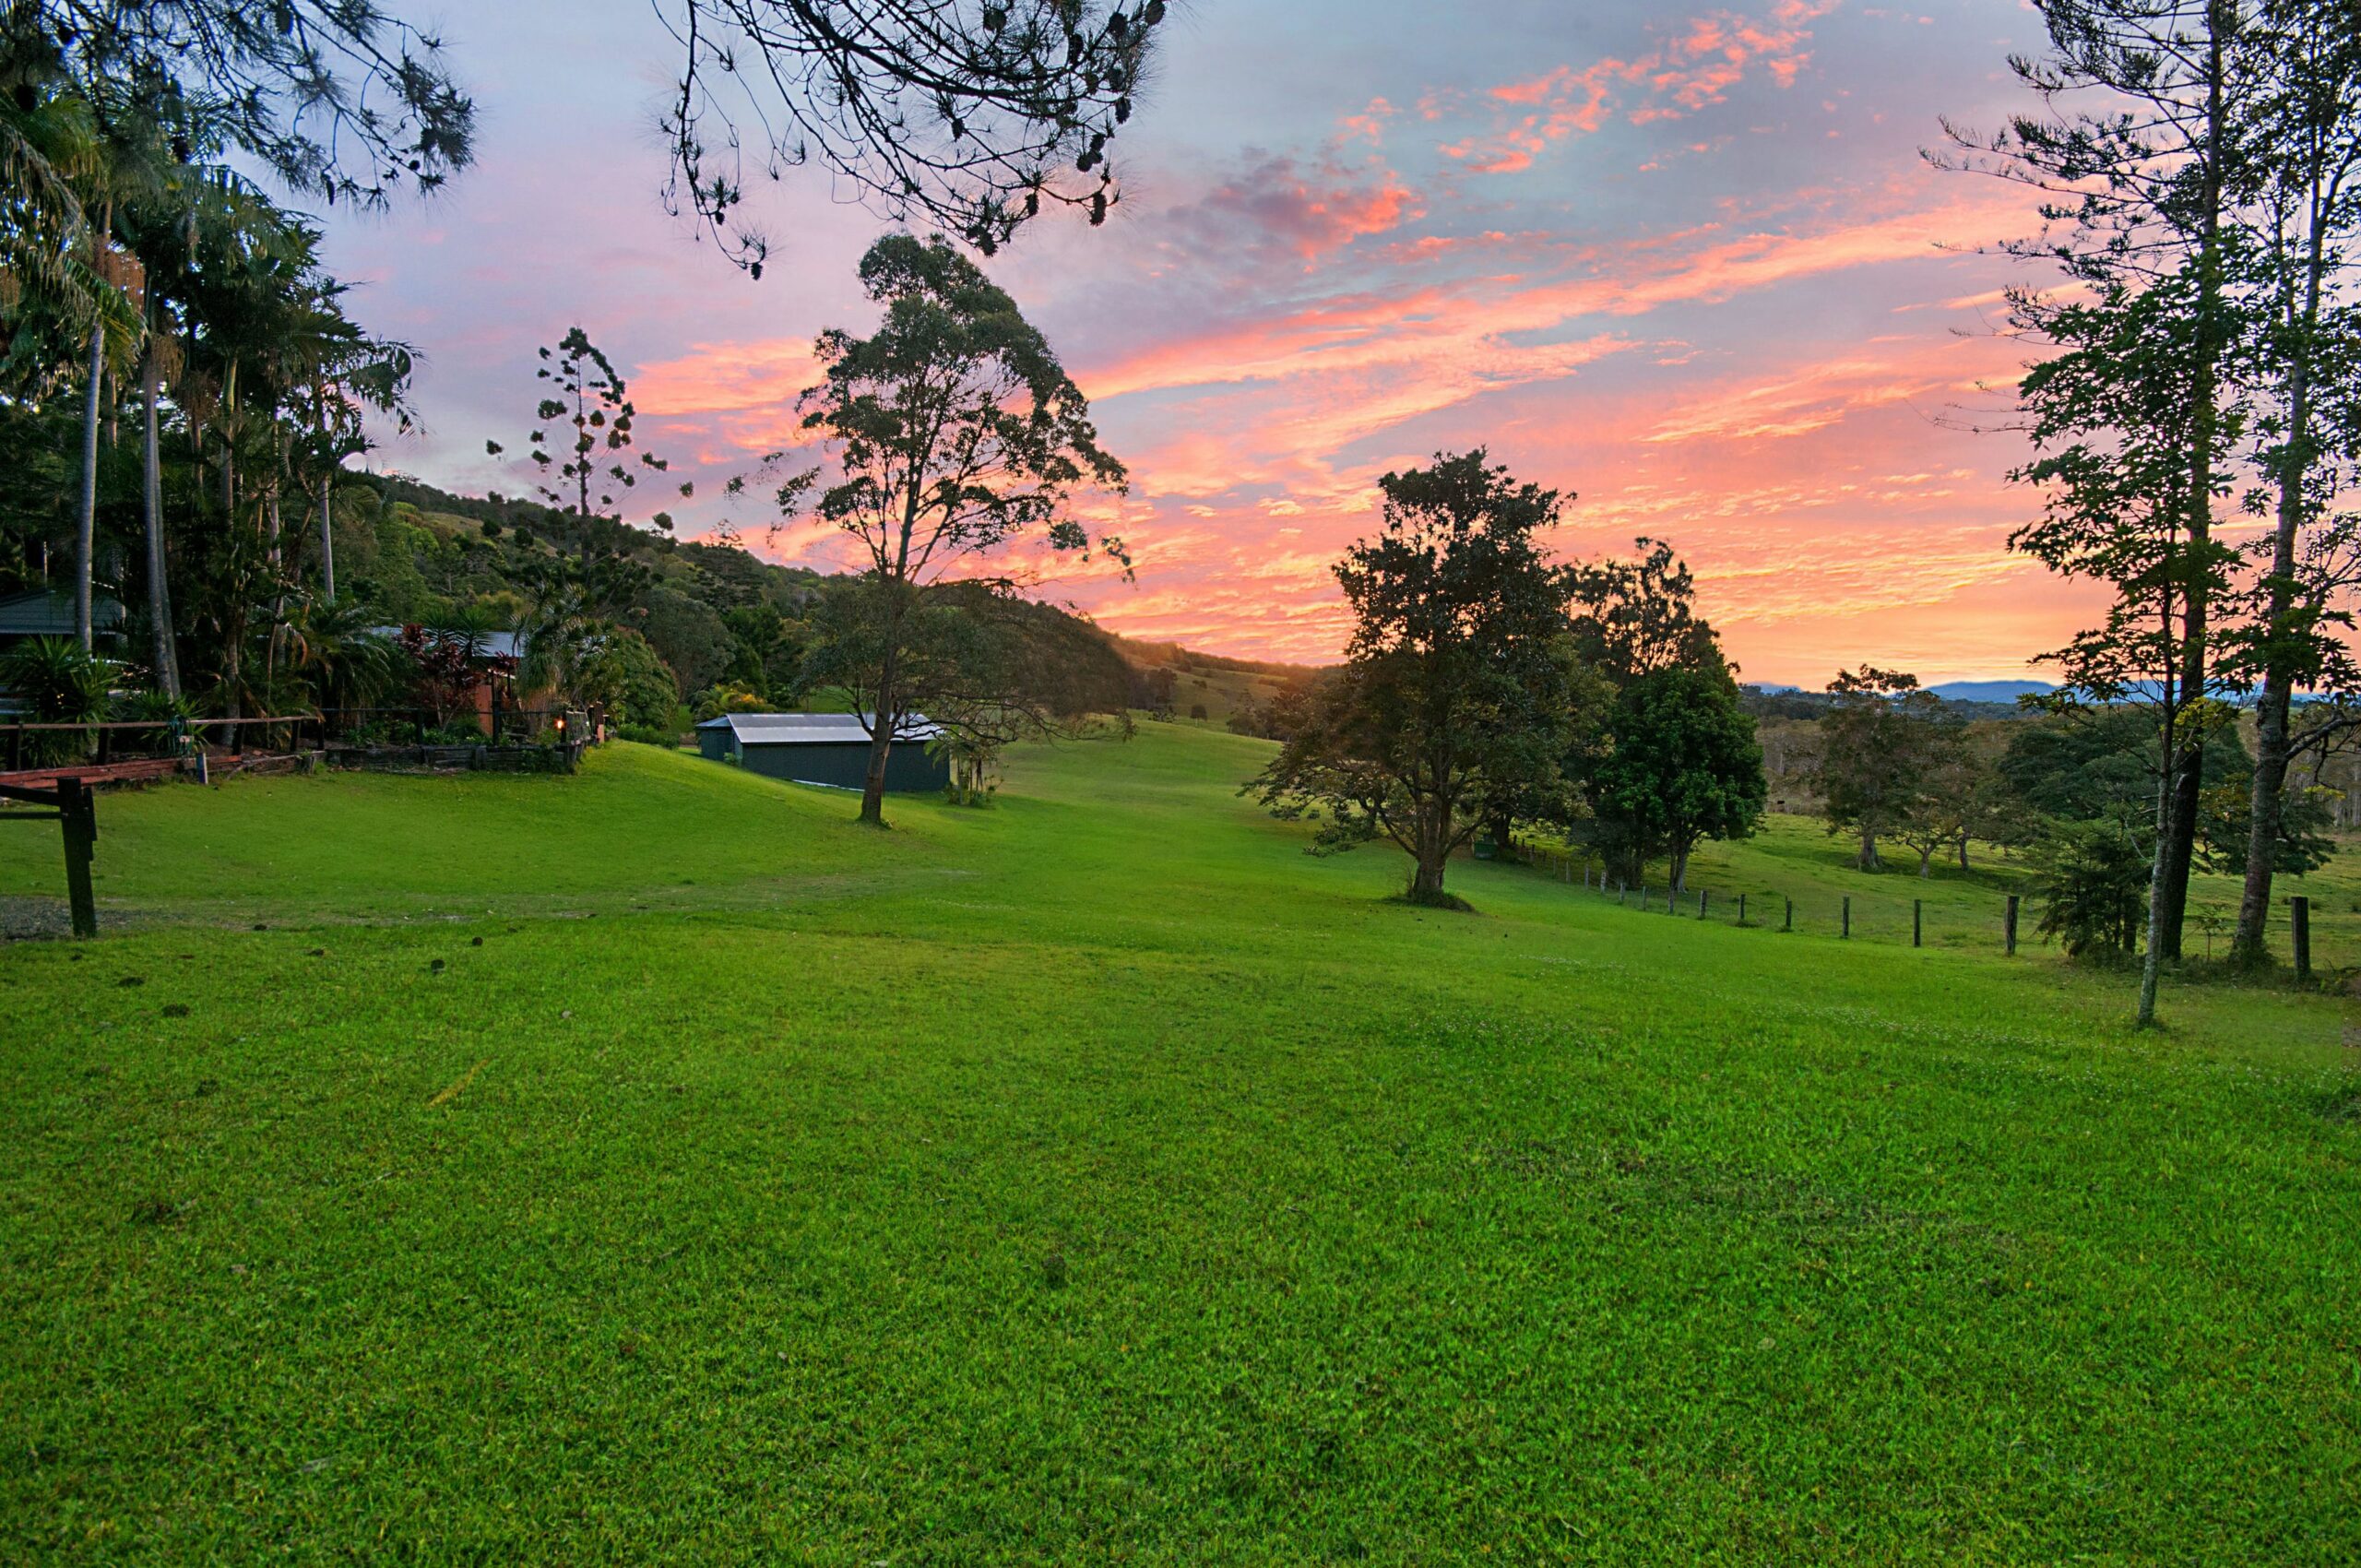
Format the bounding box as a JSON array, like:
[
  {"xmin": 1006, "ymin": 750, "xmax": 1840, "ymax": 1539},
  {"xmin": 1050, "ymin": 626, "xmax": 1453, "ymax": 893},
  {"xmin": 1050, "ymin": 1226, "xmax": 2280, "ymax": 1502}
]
[
  {"xmin": 578, "ymin": 628, "xmax": 681, "ymax": 733},
  {"xmin": 753, "ymin": 232, "xmax": 1126, "ymax": 825},
  {"xmin": 1249, "ymin": 452, "xmax": 1583, "ymax": 909},
  {"xmin": 1944, "ymin": 0, "xmax": 2258, "ymax": 1024},
  {"xmin": 658, "ymin": 0, "xmax": 1169, "ymax": 271},
  {"xmin": 22, "ymin": 1, "xmax": 474, "ymax": 212},
  {"xmin": 1892, "ymin": 724, "xmax": 1980, "ymax": 877},
  {"xmin": 1566, "ymin": 536, "xmax": 1759, "ymax": 886},
  {"xmin": 2226, "ymin": 0, "xmax": 2361, "ymax": 964},
  {"xmin": 1817, "ymin": 668, "xmax": 1950, "ymax": 873},
  {"xmin": 800, "ymin": 573, "xmax": 1131, "ymax": 800},
  {"xmin": 490, "ymin": 327, "xmax": 690, "ymax": 603},
  {"xmin": 2030, "ymin": 816, "xmax": 2153, "ymax": 958},
  {"xmin": 1586, "ymin": 665, "xmax": 1765, "ymax": 892}
]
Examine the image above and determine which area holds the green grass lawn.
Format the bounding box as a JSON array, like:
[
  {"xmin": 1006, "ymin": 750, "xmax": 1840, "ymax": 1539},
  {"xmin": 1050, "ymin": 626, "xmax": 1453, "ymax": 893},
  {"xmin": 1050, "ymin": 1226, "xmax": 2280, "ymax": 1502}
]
[{"xmin": 2, "ymin": 731, "xmax": 2356, "ymax": 1562}]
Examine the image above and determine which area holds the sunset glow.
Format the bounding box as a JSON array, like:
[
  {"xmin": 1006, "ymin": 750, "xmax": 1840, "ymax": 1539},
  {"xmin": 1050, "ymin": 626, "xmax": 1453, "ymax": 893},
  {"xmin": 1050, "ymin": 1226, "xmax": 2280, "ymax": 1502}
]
[{"xmin": 322, "ymin": 0, "xmax": 2079, "ymax": 685}]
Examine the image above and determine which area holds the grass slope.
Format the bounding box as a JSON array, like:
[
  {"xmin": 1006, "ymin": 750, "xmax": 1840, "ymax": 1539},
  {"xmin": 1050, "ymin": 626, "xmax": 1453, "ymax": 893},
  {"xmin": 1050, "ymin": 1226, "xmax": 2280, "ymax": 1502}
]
[{"xmin": 2, "ymin": 731, "xmax": 2356, "ymax": 1563}]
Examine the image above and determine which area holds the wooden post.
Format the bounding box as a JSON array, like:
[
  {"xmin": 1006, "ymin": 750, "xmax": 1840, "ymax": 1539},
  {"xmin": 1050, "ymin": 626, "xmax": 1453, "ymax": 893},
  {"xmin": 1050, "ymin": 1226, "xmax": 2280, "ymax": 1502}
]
[
  {"xmin": 1842, "ymin": 897, "xmax": 1851, "ymax": 940},
  {"xmin": 1698, "ymin": 889, "xmax": 1708, "ymax": 921},
  {"xmin": 59, "ymin": 777, "xmax": 96, "ymax": 939},
  {"xmin": 2005, "ymin": 895, "xmax": 2020, "ymax": 957},
  {"xmin": 1639, "ymin": 885, "xmax": 1647, "ymax": 911},
  {"xmin": 1913, "ymin": 899, "xmax": 1923, "ymax": 948},
  {"xmin": 2293, "ymin": 896, "xmax": 2312, "ymax": 982},
  {"xmin": 1784, "ymin": 896, "xmax": 1793, "ymax": 932}
]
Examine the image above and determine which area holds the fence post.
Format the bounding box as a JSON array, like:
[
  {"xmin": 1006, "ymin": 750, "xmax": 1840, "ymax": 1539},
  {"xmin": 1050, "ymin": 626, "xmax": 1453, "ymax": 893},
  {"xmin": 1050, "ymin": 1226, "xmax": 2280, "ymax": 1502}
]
[
  {"xmin": 1639, "ymin": 885, "xmax": 1647, "ymax": 911},
  {"xmin": 2005, "ymin": 895, "xmax": 2020, "ymax": 957},
  {"xmin": 1738, "ymin": 893, "xmax": 1747, "ymax": 927},
  {"xmin": 2293, "ymin": 896, "xmax": 2312, "ymax": 982},
  {"xmin": 59, "ymin": 777, "xmax": 96, "ymax": 939},
  {"xmin": 1698, "ymin": 889, "xmax": 1708, "ymax": 921},
  {"xmin": 1913, "ymin": 899, "xmax": 1923, "ymax": 949},
  {"xmin": 1842, "ymin": 897, "xmax": 1851, "ymax": 940},
  {"xmin": 1784, "ymin": 896, "xmax": 1793, "ymax": 932}
]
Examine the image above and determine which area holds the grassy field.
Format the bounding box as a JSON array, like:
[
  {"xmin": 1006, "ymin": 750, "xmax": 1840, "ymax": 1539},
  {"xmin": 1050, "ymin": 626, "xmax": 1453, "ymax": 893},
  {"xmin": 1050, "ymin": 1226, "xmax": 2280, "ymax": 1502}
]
[
  {"xmin": 1595, "ymin": 812, "xmax": 2361, "ymax": 967},
  {"xmin": 2, "ymin": 730, "xmax": 2356, "ymax": 1562}
]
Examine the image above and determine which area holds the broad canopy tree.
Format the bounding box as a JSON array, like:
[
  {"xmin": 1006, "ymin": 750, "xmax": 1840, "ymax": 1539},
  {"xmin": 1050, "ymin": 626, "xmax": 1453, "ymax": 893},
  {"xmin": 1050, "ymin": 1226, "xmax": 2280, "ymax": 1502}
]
[
  {"xmin": 1251, "ymin": 451, "xmax": 1584, "ymax": 909},
  {"xmin": 756, "ymin": 232, "xmax": 1127, "ymax": 826}
]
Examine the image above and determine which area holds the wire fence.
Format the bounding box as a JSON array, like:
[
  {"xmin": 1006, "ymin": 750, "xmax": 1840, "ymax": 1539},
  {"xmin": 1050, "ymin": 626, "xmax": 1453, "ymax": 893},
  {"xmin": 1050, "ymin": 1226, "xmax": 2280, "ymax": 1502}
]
[{"xmin": 1497, "ymin": 837, "xmax": 2337, "ymax": 977}]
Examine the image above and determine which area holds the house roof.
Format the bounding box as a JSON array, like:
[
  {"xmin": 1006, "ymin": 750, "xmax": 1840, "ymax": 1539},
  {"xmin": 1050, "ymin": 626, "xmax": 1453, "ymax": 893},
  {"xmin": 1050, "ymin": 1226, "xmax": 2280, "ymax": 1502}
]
[
  {"xmin": 369, "ymin": 626, "xmax": 526, "ymax": 661},
  {"xmin": 697, "ymin": 711, "xmax": 943, "ymax": 744},
  {"xmin": 0, "ymin": 589, "xmax": 123, "ymax": 636}
]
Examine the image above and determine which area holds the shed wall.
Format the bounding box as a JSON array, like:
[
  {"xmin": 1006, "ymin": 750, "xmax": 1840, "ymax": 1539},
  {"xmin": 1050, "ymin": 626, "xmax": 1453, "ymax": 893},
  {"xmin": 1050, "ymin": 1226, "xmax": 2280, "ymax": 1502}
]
[{"xmin": 738, "ymin": 739, "xmax": 947, "ymax": 792}]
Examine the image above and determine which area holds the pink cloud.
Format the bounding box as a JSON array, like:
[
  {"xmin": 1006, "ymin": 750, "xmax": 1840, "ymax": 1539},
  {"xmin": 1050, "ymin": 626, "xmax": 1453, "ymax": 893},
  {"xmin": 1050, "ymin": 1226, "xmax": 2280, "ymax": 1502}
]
[{"xmin": 1444, "ymin": 3, "xmax": 1826, "ymax": 172}]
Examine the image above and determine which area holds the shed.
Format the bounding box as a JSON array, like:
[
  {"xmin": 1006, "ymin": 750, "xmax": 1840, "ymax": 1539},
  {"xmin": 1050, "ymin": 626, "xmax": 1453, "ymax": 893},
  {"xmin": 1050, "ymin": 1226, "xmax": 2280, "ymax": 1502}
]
[
  {"xmin": 695, "ymin": 712, "xmax": 950, "ymax": 792},
  {"xmin": 0, "ymin": 589, "xmax": 123, "ymax": 647}
]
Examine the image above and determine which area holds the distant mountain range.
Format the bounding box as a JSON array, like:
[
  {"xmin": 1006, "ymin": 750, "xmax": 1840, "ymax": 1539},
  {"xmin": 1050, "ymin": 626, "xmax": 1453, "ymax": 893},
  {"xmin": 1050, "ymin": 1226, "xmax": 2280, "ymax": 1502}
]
[
  {"xmin": 1926, "ymin": 680, "xmax": 2057, "ymax": 703},
  {"xmin": 1750, "ymin": 679, "xmax": 2056, "ymax": 704}
]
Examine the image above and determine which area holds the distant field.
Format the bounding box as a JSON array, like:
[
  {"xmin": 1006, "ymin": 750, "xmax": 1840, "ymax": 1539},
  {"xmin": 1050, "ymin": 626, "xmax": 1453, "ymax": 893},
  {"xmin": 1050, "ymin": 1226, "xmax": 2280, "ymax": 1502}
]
[{"xmin": 2, "ymin": 731, "xmax": 2355, "ymax": 1562}]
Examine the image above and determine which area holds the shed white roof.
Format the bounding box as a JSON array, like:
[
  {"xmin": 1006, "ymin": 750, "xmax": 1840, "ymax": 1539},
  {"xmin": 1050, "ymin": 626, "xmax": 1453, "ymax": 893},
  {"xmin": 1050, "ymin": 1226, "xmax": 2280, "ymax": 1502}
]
[{"xmin": 697, "ymin": 711, "xmax": 943, "ymax": 744}]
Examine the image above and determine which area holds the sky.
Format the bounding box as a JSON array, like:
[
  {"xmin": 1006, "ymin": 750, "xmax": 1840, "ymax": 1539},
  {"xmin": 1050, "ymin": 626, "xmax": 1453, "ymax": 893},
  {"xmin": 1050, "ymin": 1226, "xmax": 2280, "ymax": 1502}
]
[{"xmin": 315, "ymin": 0, "xmax": 2091, "ymax": 686}]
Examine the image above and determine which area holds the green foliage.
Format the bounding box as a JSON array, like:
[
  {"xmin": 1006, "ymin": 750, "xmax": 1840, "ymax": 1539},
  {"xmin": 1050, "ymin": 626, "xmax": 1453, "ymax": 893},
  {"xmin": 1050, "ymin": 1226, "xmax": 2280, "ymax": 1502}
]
[
  {"xmin": 2197, "ymin": 779, "xmax": 2337, "ymax": 878},
  {"xmin": 0, "ymin": 634, "xmax": 107, "ymax": 764},
  {"xmin": 1252, "ymin": 451, "xmax": 1585, "ymax": 906},
  {"xmin": 1587, "ymin": 665, "xmax": 1766, "ymax": 889},
  {"xmin": 631, "ymin": 586, "xmax": 732, "ymax": 698},
  {"xmin": 2030, "ymin": 817, "xmax": 2152, "ymax": 959},
  {"xmin": 576, "ymin": 628, "xmax": 680, "ymax": 733},
  {"xmin": 694, "ymin": 683, "xmax": 771, "ymax": 722},
  {"xmin": 1817, "ymin": 668, "xmax": 1955, "ymax": 873}
]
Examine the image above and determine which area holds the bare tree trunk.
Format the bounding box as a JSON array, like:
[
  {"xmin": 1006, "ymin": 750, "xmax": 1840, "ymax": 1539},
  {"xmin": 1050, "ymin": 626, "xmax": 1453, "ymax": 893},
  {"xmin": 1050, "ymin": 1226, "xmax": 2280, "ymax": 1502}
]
[
  {"xmin": 316, "ymin": 474, "xmax": 336, "ymax": 602},
  {"xmin": 74, "ymin": 320, "xmax": 102, "ymax": 651},
  {"xmin": 139, "ymin": 339, "xmax": 180, "ymax": 700},
  {"xmin": 1857, "ymin": 827, "xmax": 1881, "ymax": 873}
]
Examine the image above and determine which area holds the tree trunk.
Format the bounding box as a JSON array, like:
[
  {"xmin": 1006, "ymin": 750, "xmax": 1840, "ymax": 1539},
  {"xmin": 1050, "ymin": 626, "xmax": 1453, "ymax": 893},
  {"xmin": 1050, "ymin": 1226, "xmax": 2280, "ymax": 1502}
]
[
  {"xmin": 1918, "ymin": 845, "xmax": 1933, "ymax": 878},
  {"xmin": 1669, "ymin": 842, "xmax": 1690, "ymax": 894},
  {"xmin": 74, "ymin": 319, "xmax": 102, "ymax": 651},
  {"xmin": 859, "ymin": 626, "xmax": 902, "ymax": 827},
  {"xmin": 317, "ymin": 474, "xmax": 336, "ymax": 602},
  {"xmin": 2234, "ymin": 243, "xmax": 2325, "ymax": 966},
  {"xmin": 1408, "ymin": 828, "xmax": 1451, "ymax": 904},
  {"xmin": 2156, "ymin": 14, "xmax": 2231, "ymax": 980},
  {"xmin": 1956, "ymin": 835, "xmax": 1970, "ymax": 872},
  {"xmin": 139, "ymin": 339, "xmax": 180, "ymax": 700},
  {"xmin": 1857, "ymin": 827, "xmax": 1881, "ymax": 873},
  {"xmin": 2156, "ymin": 761, "xmax": 2201, "ymax": 962}
]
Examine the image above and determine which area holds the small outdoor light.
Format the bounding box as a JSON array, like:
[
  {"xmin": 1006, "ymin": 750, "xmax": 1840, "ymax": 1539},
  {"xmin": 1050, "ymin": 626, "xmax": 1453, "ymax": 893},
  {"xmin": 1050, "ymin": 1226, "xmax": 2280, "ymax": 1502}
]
[{"xmin": 552, "ymin": 714, "xmax": 567, "ymax": 736}]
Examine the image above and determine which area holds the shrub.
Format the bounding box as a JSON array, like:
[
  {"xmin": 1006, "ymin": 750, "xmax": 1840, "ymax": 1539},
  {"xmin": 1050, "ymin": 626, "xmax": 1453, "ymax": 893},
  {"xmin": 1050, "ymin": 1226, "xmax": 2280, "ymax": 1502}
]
[
  {"xmin": 1189, "ymin": 703, "xmax": 1209, "ymax": 720},
  {"xmin": 2030, "ymin": 818, "xmax": 2150, "ymax": 958},
  {"xmin": 113, "ymin": 688, "xmax": 196, "ymax": 759},
  {"xmin": 1, "ymin": 637, "xmax": 112, "ymax": 766}
]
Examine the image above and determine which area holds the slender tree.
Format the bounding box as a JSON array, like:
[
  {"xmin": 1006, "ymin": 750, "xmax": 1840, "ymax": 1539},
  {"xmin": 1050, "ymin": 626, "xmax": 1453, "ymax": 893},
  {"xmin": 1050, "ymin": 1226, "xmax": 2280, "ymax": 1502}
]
[
  {"xmin": 1942, "ymin": 0, "xmax": 2254, "ymax": 1022},
  {"xmin": 754, "ymin": 232, "xmax": 1126, "ymax": 825},
  {"xmin": 2227, "ymin": 0, "xmax": 2361, "ymax": 964}
]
